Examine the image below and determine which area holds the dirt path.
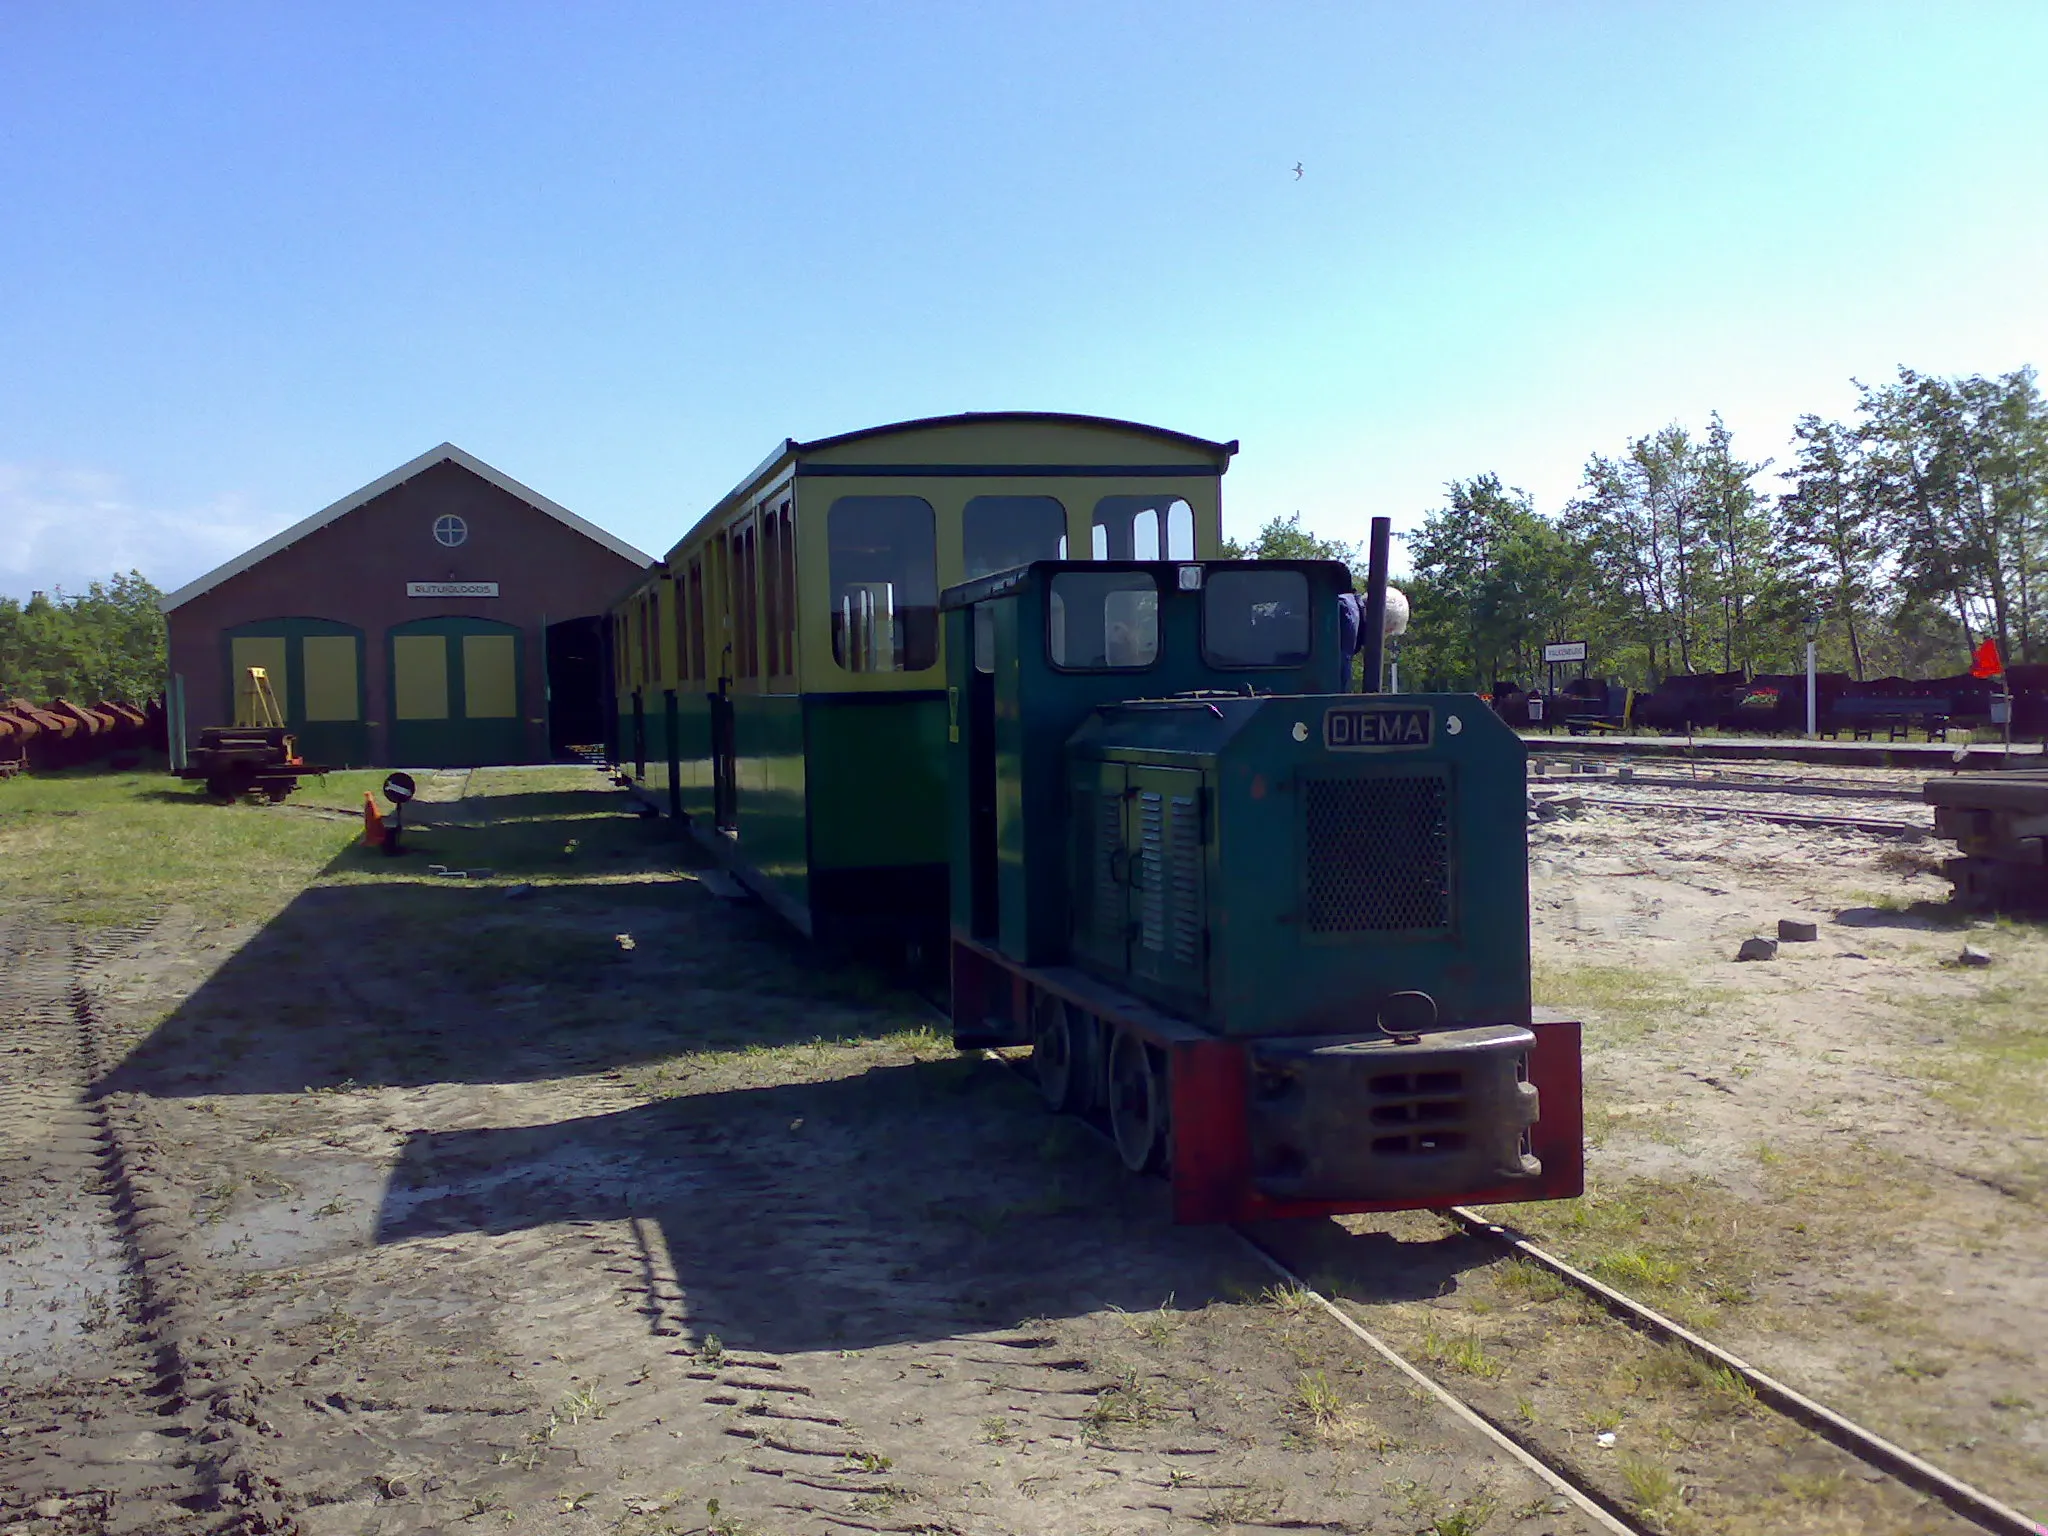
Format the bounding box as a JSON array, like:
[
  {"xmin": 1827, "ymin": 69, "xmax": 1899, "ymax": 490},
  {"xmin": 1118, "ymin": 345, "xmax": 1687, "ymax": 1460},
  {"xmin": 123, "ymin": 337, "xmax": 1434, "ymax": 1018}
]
[{"xmin": 3, "ymin": 770, "xmax": 1599, "ymax": 1536}]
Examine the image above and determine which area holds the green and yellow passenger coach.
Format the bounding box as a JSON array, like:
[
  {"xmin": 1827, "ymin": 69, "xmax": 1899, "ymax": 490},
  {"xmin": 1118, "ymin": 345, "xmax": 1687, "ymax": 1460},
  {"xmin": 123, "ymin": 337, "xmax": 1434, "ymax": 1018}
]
[{"xmin": 608, "ymin": 412, "xmax": 1236, "ymax": 948}]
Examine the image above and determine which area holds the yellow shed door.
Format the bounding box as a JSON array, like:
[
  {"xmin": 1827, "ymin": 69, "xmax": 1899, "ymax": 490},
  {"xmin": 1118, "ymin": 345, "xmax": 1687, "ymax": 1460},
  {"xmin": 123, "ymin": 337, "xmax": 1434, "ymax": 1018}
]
[
  {"xmin": 300, "ymin": 635, "xmax": 360, "ymax": 721},
  {"xmin": 392, "ymin": 635, "xmax": 450, "ymax": 719},
  {"xmin": 229, "ymin": 636, "xmax": 289, "ymax": 718},
  {"xmin": 462, "ymin": 634, "xmax": 519, "ymax": 718}
]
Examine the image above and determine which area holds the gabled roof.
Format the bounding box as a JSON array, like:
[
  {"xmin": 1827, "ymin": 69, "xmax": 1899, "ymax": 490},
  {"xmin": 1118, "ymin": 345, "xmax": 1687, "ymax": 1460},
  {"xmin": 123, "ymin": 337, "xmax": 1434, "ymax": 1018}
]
[{"xmin": 159, "ymin": 442, "xmax": 653, "ymax": 613}]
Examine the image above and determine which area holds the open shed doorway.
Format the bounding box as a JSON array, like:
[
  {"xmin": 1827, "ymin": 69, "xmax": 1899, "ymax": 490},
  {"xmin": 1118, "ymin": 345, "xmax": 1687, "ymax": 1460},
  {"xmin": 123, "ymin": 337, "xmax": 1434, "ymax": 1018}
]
[{"xmin": 545, "ymin": 616, "xmax": 609, "ymax": 759}]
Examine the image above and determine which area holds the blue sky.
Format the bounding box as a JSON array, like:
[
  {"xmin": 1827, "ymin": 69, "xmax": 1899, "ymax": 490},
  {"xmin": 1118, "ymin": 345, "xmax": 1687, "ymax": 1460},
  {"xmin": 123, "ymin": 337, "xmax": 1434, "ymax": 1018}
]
[{"xmin": 3, "ymin": 2, "xmax": 2044, "ymax": 597}]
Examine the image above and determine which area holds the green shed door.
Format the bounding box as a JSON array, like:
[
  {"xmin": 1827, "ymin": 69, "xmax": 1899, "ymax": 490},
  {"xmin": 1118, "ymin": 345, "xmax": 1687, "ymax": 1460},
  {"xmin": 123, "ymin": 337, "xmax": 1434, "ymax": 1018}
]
[
  {"xmin": 386, "ymin": 617, "xmax": 527, "ymax": 767},
  {"xmin": 222, "ymin": 620, "xmax": 369, "ymax": 767},
  {"xmin": 1127, "ymin": 766, "xmax": 1206, "ymax": 996}
]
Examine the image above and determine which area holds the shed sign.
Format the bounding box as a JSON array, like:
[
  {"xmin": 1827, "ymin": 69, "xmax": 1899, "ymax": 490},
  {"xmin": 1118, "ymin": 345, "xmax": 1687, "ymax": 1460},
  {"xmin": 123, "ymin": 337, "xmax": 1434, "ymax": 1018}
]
[
  {"xmin": 406, "ymin": 581, "xmax": 499, "ymax": 598},
  {"xmin": 1542, "ymin": 640, "xmax": 1588, "ymax": 664},
  {"xmin": 1323, "ymin": 705, "xmax": 1433, "ymax": 751}
]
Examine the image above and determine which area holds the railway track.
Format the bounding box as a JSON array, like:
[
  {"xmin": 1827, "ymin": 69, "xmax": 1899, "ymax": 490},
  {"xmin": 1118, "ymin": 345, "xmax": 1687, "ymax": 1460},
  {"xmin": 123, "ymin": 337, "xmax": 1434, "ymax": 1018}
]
[
  {"xmin": 1536, "ymin": 791, "xmax": 1926, "ymax": 837},
  {"xmin": 1532, "ymin": 765, "xmax": 1930, "ymax": 802},
  {"xmin": 976, "ymin": 1041, "xmax": 2039, "ymax": 1535},
  {"xmin": 1240, "ymin": 1209, "xmax": 2042, "ymax": 1536}
]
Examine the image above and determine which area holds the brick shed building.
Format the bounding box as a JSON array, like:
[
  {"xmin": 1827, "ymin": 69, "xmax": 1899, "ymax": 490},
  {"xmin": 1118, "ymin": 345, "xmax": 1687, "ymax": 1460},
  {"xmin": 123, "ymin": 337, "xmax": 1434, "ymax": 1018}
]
[{"xmin": 161, "ymin": 444, "xmax": 651, "ymax": 769}]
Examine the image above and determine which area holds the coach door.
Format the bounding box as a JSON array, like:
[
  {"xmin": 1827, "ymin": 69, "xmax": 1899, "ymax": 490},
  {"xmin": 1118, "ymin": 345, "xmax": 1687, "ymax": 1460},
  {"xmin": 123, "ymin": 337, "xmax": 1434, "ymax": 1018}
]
[{"xmin": 708, "ymin": 527, "xmax": 740, "ymax": 832}]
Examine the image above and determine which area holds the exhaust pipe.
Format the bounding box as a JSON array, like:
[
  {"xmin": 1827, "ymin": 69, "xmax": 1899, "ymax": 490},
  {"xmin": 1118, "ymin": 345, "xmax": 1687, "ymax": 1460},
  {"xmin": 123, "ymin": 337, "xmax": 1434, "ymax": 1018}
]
[{"xmin": 1359, "ymin": 516, "xmax": 1391, "ymax": 695}]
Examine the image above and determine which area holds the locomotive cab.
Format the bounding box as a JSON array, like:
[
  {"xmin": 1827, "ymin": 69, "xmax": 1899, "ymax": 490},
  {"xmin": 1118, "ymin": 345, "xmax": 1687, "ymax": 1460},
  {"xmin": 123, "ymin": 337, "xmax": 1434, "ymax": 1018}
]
[{"xmin": 942, "ymin": 559, "xmax": 1583, "ymax": 1223}]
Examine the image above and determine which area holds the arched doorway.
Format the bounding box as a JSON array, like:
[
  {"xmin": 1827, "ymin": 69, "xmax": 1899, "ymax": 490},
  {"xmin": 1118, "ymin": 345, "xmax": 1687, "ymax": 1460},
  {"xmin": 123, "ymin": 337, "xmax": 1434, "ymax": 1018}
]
[
  {"xmin": 386, "ymin": 616, "xmax": 527, "ymax": 767},
  {"xmin": 221, "ymin": 618, "xmax": 370, "ymax": 767}
]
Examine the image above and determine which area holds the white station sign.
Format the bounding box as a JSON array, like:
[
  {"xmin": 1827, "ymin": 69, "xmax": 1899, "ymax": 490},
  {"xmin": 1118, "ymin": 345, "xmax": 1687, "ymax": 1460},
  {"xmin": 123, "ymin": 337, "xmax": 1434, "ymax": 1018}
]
[
  {"xmin": 1542, "ymin": 640, "xmax": 1588, "ymax": 664},
  {"xmin": 407, "ymin": 581, "xmax": 499, "ymax": 598}
]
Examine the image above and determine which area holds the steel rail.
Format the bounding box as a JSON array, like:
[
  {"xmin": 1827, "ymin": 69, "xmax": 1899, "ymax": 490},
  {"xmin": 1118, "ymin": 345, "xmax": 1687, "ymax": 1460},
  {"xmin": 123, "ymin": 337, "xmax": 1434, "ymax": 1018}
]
[
  {"xmin": 1232, "ymin": 1234, "xmax": 1641, "ymax": 1535},
  {"xmin": 1542, "ymin": 793, "xmax": 1922, "ymax": 837},
  {"xmin": 1535, "ymin": 771, "xmax": 1928, "ymax": 803},
  {"xmin": 1444, "ymin": 1207, "xmax": 2046, "ymax": 1536}
]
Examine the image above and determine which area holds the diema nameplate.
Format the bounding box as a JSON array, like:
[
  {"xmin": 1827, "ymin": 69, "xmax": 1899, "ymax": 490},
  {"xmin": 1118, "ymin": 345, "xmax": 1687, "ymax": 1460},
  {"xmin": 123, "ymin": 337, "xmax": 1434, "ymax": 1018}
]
[{"xmin": 1322, "ymin": 705, "xmax": 1434, "ymax": 751}]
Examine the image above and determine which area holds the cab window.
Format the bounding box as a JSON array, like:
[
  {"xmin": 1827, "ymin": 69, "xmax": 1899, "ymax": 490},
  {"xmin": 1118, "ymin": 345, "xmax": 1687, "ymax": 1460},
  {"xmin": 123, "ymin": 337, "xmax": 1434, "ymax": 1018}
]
[
  {"xmin": 1204, "ymin": 569, "xmax": 1311, "ymax": 667},
  {"xmin": 1049, "ymin": 571, "xmax": 1159, "ymax": 670},
  {"xmin": 829, "ymin": 496, "xmax": 937, "ymax": 673}
]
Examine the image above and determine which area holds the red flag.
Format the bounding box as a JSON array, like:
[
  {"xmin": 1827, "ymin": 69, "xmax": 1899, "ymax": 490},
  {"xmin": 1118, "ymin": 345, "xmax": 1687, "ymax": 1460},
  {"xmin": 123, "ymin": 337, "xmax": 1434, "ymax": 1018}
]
[{"xmin": 1970, "ymin": 638, "xmax": 2003, "ymax": 679}]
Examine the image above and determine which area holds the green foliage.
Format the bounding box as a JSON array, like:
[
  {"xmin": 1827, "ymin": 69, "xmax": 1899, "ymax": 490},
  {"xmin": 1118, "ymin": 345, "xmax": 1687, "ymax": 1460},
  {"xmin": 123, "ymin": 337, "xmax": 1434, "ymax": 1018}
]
[
  {"xmin": 1402, "ymin": 475, "xmax": 1585, "ymax": 690},
  {"xmin": 1282, "ymin": 363, "xmax": 2047, "ymax": 692},
  {"xmin": 0, "ymin": 571, "xmax": 166, "ymax": 702},
  {"xmin": 1220, "ymin": 511, "xmax": 1362, "ymax": 578}
]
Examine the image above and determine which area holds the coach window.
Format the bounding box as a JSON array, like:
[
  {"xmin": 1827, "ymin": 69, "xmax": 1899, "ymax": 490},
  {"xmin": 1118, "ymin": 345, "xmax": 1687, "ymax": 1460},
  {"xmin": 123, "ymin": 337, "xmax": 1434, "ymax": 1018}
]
[
  {"xmin": 965, "ymin": 496, "xmax": 1067, "ymax": 672},
  {"xmin": 1092, "ymin": 495, "xmax": 1195, "ymax": 561},
  {"xmin": 1204, "ymin": 569, "xmax": 1311, "ymax": 668},
  {"xmin": 829, "ymin": 496, "xmax": 938, "ymax": 674},
  {"xmin": 1049, "ymin": 571, "xmax": 1159, "ymax": 670}
]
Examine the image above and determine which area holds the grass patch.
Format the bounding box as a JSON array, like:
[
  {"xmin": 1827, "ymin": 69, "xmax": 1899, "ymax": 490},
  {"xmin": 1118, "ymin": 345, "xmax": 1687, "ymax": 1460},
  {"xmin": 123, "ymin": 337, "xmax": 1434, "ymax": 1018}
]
[
  {"xmin": 1533, "ymin": 960, "xmax": 1722, "ymax": 1048},
  {"xmin": 1421, "ymin": 1320, "xmax": 1504, "ymax": 1380},
  {"xmin": 0, "ymin": 762, "xmax": 678, "ymax": 927},
  {"xmin": 1080, "ymin": 1362, "xmax": 1162, "ymax": 1437},
  {"xmin": 0, "ymin": 765, "xmax": 362, "ymax": 925},
  {"xmin": 1924, "ymin": 934, "xmax": 2048, "ymax": 1158},
  {"xmin": 1617, "ymin": 1452, "xmax": 1687, "ymax": 1522}
]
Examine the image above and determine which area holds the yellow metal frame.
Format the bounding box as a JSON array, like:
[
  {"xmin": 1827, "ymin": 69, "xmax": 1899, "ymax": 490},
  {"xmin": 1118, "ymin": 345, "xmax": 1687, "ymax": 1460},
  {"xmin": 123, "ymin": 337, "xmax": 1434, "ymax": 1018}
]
[{"xmin": 235, "ymin": 666, "xmax": 285, "ymax": 728}]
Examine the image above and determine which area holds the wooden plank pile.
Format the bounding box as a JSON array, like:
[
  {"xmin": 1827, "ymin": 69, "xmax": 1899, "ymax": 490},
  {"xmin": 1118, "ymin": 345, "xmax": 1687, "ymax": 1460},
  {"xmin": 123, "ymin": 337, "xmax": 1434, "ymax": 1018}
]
[{"xmin": 1925, "ymin": 768, "xmax": 2048, "ymax": 910}]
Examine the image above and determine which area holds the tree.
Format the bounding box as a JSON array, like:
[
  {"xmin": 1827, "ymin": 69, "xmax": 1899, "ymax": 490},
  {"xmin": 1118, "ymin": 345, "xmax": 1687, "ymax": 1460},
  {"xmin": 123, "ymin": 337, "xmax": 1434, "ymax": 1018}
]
[
  {"xmin": 0, "ymin": 571, "xmax": 167, "ymax": 702},
  {"xmin": 1221, "ymin": 511, "xmax": 1362, "ymax": 576},
  {"xmin": 1773, "ymin": 415, "xmax": 1883, "ymax": 678},
  {"xmin": 1855, "ymin": 366, "xmax": 2048, "ymax": 663},
  {"xmin": 1404, "ymin": 475, "xmax": 1584, "ymax": 689}
]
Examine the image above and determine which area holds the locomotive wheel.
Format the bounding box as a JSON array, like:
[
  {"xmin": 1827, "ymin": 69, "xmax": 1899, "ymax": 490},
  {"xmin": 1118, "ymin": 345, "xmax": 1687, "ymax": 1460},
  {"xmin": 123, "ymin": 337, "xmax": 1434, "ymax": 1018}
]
[
  {"xmin": 1031, "ymin": 994, "xmax": 1080, "ymax": 1112},
  {"xmin": 1107, "ymin": 1029, "xmax": 1165, "ymax": 1173}
]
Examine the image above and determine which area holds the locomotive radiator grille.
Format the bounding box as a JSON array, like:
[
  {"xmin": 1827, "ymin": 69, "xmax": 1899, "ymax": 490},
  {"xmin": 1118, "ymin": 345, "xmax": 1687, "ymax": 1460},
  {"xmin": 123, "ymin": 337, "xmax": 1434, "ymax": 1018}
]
[
  {"xmin": 1137, "ymin": 791, "xmax": 1166, "ymax": 952},
  {"xmin": 1168, "ymin": 792, "xmax": 1202, "ymax": 965},
  {"xmin": 1135, "ymin": 789, "xmax": 1205, "ymax": 965},
  {"xmin": 1301, "ymin": 773, "xmax": 1452, "ymax": 933}
]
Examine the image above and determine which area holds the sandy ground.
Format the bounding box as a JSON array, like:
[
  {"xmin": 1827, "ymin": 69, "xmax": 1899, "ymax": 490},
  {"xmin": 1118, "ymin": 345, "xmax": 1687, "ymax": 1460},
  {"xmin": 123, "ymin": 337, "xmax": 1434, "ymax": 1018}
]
[
  {"xmin": 2, "ymin": 772, "xmax": 1599, "ymax": 1536},
  {"xmin": 1518, "ymin": 776, "xmax": 2048, "ymax": 1515},
  {"xmin": 2, "ymin": 762, "xmax": 2042, "ymax": 1533}
]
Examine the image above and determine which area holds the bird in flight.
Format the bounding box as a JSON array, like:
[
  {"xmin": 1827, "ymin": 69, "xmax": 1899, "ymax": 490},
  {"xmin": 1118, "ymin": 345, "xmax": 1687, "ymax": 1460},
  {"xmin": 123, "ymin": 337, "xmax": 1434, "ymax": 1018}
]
[{"xmin": 1292, "ymin": 162, "xmax": 1304, "ymax": 179}]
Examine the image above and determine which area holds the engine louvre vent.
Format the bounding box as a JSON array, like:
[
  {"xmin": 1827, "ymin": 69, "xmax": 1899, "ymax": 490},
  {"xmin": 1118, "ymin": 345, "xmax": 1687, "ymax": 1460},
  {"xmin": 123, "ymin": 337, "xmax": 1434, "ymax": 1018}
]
[{"xmin": 1301, "ymin": 773, "xmax": 1452, "ymax": 934}]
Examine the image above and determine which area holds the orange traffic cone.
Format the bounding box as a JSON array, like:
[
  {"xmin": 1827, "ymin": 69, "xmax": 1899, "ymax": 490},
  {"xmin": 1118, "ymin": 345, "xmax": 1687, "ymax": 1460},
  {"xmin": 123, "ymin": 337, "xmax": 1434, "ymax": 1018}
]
[{"xmin": 362, "ymin": 792, "xmax": 386, "ymax": 847}]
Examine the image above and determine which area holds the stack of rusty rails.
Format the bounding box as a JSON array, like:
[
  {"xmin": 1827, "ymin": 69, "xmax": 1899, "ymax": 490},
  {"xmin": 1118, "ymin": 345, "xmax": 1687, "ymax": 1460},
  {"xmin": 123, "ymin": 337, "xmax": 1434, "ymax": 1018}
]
[
  {"xmin": 0, "ymin": 708, "xmax": 23, "ymax": 777},
  {"xmin": 1925, "ymin": 768, "xmax": 2048, "ymax": 910},
  {"xmin": 0, "ymin": 696, "xmax": 157, "ymax": 774}
]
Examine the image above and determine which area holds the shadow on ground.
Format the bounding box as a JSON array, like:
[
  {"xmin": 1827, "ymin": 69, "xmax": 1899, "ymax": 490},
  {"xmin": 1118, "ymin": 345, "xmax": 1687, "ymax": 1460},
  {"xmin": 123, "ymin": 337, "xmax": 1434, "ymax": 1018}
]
[
  {"xmin": 362, "ymin": 1056, "xmax": 1488, "ymax": 1354},
  {"xmin": 98, "ymin": 790, "xmax": 916, "ymax": 1098},
  {"xmin": 94, "ymin": 775, "xmax": 1495, "ymax": 1355}
]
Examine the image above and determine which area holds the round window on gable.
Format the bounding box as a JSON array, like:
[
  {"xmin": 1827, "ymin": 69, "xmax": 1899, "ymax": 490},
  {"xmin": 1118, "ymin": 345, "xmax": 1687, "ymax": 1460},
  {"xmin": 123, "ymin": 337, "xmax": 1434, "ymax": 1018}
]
[{"xmin": 433, "ymin": 514, "xmax": 469, "ymax": 548}]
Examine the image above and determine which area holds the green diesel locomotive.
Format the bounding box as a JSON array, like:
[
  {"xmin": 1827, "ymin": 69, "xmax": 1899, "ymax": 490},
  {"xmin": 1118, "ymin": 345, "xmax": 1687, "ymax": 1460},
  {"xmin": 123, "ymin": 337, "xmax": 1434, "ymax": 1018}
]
[{"xmin": 942, "ymin": 558, "xmax": 1582, "ymax": 1223}]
